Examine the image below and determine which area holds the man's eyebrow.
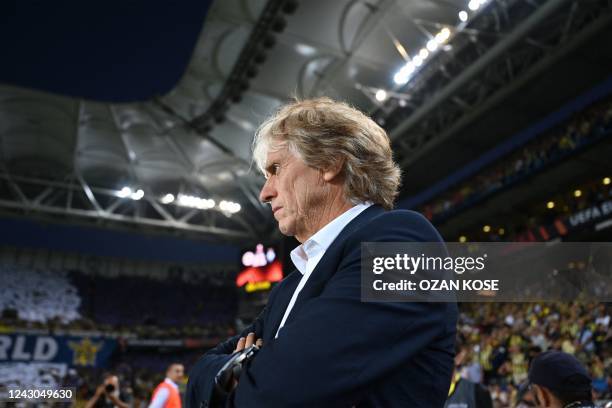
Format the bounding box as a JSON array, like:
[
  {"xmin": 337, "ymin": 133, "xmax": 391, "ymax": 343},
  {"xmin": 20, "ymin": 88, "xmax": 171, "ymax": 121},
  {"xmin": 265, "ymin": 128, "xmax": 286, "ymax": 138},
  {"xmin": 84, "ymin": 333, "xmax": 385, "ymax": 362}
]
[
  {"xmin": 264, "ymin": 161, "xmax": 279, "ymax": 175},
  {"xmin": 265, "ymin": 156, "xmax": 282, "ymax": 170}
]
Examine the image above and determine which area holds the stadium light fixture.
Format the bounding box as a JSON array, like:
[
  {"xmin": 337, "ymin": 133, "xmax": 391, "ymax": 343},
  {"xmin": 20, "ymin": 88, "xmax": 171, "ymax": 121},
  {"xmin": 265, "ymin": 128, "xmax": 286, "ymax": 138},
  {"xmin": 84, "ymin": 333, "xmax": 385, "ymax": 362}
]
[
  {"xmin": 117, "ymin": 186, "xmax": 132, "ymax": 198},
  {"xmin": 375, "ymin": 89, "xmax": 388, "ymax": 102},
  {"xmin": 546, "ymin": 201, "xmax": 555, "ymax": 209},
  {"xmin": 130, "ymin": 189, "xmax": 144, "ymax": 200},
  {"xmin": 219, "ymin": 200, "xmax": 241, "ymax": 214},
  {"xmin": 393, "ymin": 72, "xmax": 407, "ymax": 85},
  {"xmin": 161, "ymin": 193, "xmax": 175, "ymax": 204},
  {"xmin": 295, "ymin": 43, "xmax": 316, "ymax": 56},
  {"xmin": 157, "ymin": 192, "xmax": 241, "ymax": 213},
  {"xmin": 459, "ymin": 235, "xmax": 467, "ymax": 243},
  {"xmin": 573, "ymin": 189, "xmax": 582, "ymax": 198},
  {"xmin": 426, "ymin": 39, "xmax": 438, "ymax": 52},
  {"xmin": 177, "ymin": 194, "xmax": 215, "ymax": 210},
  {"xmin": 468, "ymin": 0, "xmax": 479, "ymax": 11},
  {"xmin": 178, "ymin": 194, "xmax": 193, "ymax": 207},
  {"xmin": 392, "ymin": 27, "xmax": 452, "ymax": 86},
  {"xmin": 498, "ymin": 228, "xmax": 505, "ymax": 236},
  {"xmin": 458, "ymin": 10, "xmax": 468, "ymax": 22},
  {"xmin": 393, "ymin": 62, "xmax": 415, "ymax": 85},
  {"xmin": 202, "ymin": 199, "xmax": 216, "ymax": 209},
  {"xmin": 604, "ymin": 177, "xmax": 611, "ymax": 185},
  {"xmin": 483, "ymin": 225, "xmax": 491, "ymax": 233},
  {"xmin": 437, "ymin": 28, "xmax": 451, "ymax": 42}
]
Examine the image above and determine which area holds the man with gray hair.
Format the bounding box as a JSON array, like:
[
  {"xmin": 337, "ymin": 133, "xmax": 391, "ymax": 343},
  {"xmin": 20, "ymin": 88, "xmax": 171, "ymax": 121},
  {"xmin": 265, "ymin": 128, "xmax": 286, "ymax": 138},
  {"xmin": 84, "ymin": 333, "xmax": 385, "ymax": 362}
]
[{"xmin": 186, "ymin": 97, "xmax": 457, "ymax": 407}]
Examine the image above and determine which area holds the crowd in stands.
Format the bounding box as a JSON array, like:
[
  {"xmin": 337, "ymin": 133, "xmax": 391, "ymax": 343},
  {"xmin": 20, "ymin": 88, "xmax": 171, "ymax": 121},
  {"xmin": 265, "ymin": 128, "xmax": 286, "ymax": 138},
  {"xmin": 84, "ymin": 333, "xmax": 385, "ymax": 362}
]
[
  {"xmin": 70, "ymin": 270, "xmax": 236, "ymax": 330},
  {"xmin": 0, "ymin": 265, "xmax": 238, "ymax": 340},
  {"xmin": 0, "ymin": 263, "xmax": 239, "ymax": 406},
  {"xmin": 456, "ymin": 301, "xmax": 611, "ymax": 406},
  {"xmin": 1, "ymin": 316, "xmax": 236, "ymax": 343},
  {"xmin": 43, "ymin": 301, "xmax": 608, "ymax": 408},
  {"xmin": 530, "ymin": 177, "xmax": 612, "ymax": 228},
  {"xmin": 2, "ymin": 235, "xmax": 610, "ymax": 406},
  {"xmin": 0, "ymin": 267, "xmax": 81, "ymax": 324},
  {"xmin": 460, "ymin": 176, "xmax": 612, "ymax": 243},
  {"xmin": 4, "ymin": 289, "xmax": 601, "ymax": 408},
  {"xmin": 421, "ymin": 96, "xmax": 612, "ymax": 223}
]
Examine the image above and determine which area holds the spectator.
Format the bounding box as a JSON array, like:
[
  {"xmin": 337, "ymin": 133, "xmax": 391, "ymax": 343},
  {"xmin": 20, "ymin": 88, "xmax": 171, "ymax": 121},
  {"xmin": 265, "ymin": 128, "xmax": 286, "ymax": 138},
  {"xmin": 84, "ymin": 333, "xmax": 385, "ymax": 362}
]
[
  {"xmin": 148, "ymin": 363, "xmax": 185, "ymax": 408},
  {"xmin": 420, "ymin": 97, "xmax": 612, "ymax": 222},
  {"xmin": 527, "ymin": 351, "xmax": 595, "ymax": 408},
  {"xmin": 446, "ymin": 342, "xmax": 493, "ymax": 408}
]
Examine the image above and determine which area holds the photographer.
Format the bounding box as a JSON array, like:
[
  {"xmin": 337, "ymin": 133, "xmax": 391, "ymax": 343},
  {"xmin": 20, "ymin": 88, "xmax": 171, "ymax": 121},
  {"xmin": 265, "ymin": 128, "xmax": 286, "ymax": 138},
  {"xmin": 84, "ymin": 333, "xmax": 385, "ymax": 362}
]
[{"xmin": 85, "ymin": 373, "xmax": 129, "ymax": 408}]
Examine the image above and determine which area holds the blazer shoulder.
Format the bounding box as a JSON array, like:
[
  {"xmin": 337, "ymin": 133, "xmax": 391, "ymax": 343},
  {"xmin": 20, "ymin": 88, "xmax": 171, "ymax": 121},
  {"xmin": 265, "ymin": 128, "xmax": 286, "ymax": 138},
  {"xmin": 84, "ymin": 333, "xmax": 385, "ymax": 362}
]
[
  {"xmin": 372, "ymin": 208, "xmax": 432, "ymax": 224},
  {"xmin": 348, "ymin": 209, "xmax": 443, "ymax": 243}
]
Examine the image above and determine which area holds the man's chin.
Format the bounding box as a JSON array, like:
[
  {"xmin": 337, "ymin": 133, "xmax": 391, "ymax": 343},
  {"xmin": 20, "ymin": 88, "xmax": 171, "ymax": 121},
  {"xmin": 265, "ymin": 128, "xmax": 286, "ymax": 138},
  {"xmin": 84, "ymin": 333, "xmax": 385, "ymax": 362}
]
[{"xmin": 277, "ymin": 221, "xmax": 295, "ymax": 237}]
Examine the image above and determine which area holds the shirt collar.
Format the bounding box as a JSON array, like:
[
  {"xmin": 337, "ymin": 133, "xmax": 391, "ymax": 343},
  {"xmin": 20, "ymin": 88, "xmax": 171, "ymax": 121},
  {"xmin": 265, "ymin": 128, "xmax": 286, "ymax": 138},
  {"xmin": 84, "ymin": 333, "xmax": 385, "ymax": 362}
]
[
  {"xmin": 164, "ymin": 378, "xmax": 178, "ymax": 389},
  {"xmin": 290, "ymin": 202, "xmax": 372, "ymax": 274}
]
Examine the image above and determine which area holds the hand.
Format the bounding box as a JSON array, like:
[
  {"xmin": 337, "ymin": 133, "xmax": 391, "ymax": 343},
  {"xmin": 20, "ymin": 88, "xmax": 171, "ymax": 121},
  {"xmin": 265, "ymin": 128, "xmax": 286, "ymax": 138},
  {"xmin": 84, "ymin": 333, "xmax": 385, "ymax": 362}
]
[
  {"xmin": 233, "ymin": 332, "xmax": 263, "ymax": 353},
  {"xmin": 225, "ymin": 332, "xmax": 263, "ymax": 390},
  {"xmin": 95, "ymin": 384, "xmax": 105, "ymax": 397}
]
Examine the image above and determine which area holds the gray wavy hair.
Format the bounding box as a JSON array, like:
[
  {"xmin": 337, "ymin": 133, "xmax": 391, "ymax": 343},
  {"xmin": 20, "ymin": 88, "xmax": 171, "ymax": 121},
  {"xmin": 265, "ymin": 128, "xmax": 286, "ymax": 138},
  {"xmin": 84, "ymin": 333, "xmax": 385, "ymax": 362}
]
[{"xmin": 252, "ymin": 97, "xmax": 401, "ymax": 210}]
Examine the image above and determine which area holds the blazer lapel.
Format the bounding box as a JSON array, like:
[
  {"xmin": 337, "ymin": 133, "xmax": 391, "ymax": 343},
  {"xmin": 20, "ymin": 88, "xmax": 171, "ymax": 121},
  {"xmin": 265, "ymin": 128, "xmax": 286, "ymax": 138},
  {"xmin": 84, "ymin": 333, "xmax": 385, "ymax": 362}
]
[
  {"xmin": 282, "ymin": 205, "xmax": 385, "ymax": 327},
  {"xmin": 264, "ymin": 270, "xmax": 301, "ymax": 343}
]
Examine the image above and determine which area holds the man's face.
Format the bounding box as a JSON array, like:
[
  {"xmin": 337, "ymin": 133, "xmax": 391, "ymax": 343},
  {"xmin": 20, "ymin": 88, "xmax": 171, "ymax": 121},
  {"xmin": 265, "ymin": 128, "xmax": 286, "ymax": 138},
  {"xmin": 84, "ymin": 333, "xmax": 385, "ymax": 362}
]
[
  {"xmin": 259, "ymin": 144, "xmax": 328, "ymax": 242},
  {"xmin": 167, "ymin": 364, "xmax": 184, "ymax": 382}
]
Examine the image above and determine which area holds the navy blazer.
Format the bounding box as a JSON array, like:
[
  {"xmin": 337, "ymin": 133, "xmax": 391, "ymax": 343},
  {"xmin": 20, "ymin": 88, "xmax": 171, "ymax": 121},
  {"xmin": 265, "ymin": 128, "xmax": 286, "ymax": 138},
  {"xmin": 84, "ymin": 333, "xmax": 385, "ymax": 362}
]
[{"xmin": 186, "ymin": 205, "xmax": 458, "ymax": 407}]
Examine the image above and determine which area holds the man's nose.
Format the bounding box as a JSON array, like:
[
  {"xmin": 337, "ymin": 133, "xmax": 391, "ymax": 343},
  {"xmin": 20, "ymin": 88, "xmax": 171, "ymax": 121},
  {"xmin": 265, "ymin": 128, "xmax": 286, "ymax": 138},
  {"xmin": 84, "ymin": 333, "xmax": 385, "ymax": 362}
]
[{"xmin": 259, "ymin": 178, "xmax": 276, "ymax": 203}]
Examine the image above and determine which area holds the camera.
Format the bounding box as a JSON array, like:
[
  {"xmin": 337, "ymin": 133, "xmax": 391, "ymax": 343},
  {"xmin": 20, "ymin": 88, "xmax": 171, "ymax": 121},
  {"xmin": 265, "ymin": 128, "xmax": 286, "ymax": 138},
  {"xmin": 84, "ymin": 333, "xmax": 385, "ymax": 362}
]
[{"xmin": 105, "ymin": 384, "xmax": 116, "ymax": 393}]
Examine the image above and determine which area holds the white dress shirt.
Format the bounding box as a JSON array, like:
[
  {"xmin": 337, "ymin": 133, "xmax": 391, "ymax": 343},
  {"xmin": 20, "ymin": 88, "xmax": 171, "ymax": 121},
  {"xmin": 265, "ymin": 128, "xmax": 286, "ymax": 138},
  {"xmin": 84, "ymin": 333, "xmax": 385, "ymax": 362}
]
[
  {"xmin": 148, "ymin": 378, "xmax": 178, "ymax": 408},
  {"xmin": 274, "ymin": 202, "xmax": 372, "ymax": 338}
]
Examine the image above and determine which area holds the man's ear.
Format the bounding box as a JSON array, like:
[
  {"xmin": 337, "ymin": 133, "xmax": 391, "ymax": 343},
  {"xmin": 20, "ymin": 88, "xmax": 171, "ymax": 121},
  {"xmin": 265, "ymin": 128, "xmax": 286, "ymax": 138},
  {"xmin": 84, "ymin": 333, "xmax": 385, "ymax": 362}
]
[
  {"xmin": 533, "ymin": 384, "xmax": 552, "ymax": 407},
  {"xmin": 322, "ymin": 159, "xmax": 345, "ymax": 182}
]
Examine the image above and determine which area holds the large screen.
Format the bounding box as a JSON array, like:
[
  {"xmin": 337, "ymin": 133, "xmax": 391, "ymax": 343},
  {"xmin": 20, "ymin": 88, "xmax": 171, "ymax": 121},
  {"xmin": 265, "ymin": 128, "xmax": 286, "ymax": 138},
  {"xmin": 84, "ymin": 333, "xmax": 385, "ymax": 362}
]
[{"xmin": 236, "ymin": 244, "xmax": 283, "ymax": 292}]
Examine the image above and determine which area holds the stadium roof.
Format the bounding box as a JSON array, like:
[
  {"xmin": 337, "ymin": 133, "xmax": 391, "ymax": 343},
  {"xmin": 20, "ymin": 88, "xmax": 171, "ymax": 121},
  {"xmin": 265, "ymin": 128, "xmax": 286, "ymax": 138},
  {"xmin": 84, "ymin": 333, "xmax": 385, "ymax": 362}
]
[{"xmin": 1, "ymin": 0, "xmax": 610, "ymax": 242}]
